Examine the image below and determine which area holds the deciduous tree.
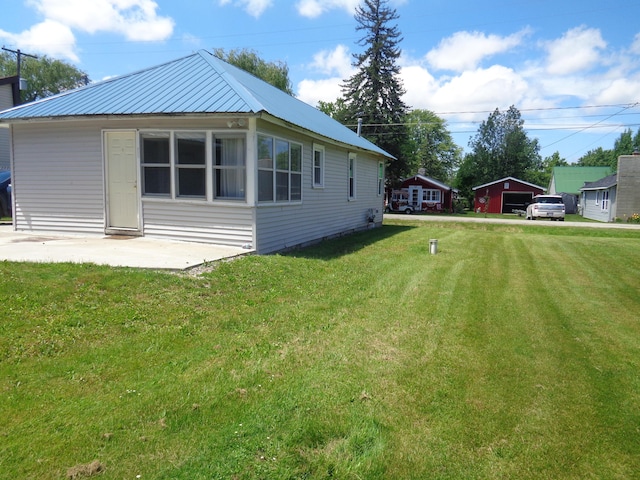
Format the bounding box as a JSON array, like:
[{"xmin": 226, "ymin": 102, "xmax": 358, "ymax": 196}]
[
  {"xmin": 403, "ymin": 109, "xmax": 461, "ymax": 182},
  {"xmin": 0, "ymin": 52, "xmax": 89, "ymax": 103},
  {"xmin": 213, "ymin": 48, "xmax": 293, "ymax": 95},
  {"xmin": 455, "ymin": 106, "xmax": 541, "ymax": 203}
]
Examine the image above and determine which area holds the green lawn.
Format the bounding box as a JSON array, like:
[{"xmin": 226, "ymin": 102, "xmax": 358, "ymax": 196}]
[{"xmin": 1, "ymin": 221, "xmax": 639, "ymax": 479}]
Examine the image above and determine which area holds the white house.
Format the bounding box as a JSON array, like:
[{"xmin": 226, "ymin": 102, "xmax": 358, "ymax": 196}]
[
  {"xmin": 580, "ymin": 174, "xmax": 617, "ymax": 222},
  {"xmin": 580, "ymin": 154, "xmax": 640, "ymax": 222},
  {"xmin": 0, "ymin": 50, "xmax": 392, "ymax": 253}
]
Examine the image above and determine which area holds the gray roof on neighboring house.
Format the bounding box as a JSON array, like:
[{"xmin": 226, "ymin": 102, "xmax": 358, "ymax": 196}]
[
  {"xmin": 580, "ymin": 173, "xmax": 617, "ymax": 191},
  {"xmin": 0, "ymin": 50, "xmax": 392, "ymax": 159}
]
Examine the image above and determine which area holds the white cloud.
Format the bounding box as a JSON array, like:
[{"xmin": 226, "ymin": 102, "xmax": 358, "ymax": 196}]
[
  {"xmin": 594, "ymin": 77, "xmax": 640, "ymax": 105},
  {"xmin": 310, "ymin": 44, "xmax": 353, "ymax": 77},
  {"xmin": 0, "ymin": 19, "xmax": 78, "ymax": 62},
  {"xmin": 398, "ymin": 65, "xmax": 437, "ymax": 109},
  {"xmin": 28, "ymin": 0, "xmax": 174, "ymax": 41},
  {"xmin": 296, "ymin": 0, "xmax": 360, "ymax": 18},
  {"xmin": 297, "ymin": 77, "xmax": 345, "ymax": 107},
  {"xmin": 426, "ymin": 29, "xmax": 530, "ymax": 72},
  {"xmin": 428, "ymin": 66, "xmax": 529, "ymax": 120},
  {"xmin": 544, "ymin": 26, "xmax": 606, "ymax": 75},
  {"xmin": 296, "ymin": 45, "xmax": 355, "ymax": 106},
  {"xmin": 218, "ymin": 0, "xmax": 273, "ymax": 18}
]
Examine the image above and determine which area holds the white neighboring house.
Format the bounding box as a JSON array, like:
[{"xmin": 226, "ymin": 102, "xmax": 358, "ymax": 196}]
[
  {"xmin": 0, "ymin": 50, "xmax": 392, "ymax": 253},
  {"xmin": 580, "ymin": 174, "xmax": 617, "ymax": 222},
  {"xmin": 0, "ymin": 76, "xmax": 20, "ymax": 171},
  {"xmin": 580, "ymin": 154, "xmax": 640, "ymax": 223}
]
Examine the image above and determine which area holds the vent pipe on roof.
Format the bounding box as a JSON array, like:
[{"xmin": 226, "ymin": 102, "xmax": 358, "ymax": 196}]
[{"xmin": 357, "ymin": 117, "xmax": 362, "ymax": 137}]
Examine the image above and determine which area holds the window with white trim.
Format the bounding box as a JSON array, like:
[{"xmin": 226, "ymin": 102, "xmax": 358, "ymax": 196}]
[
  {"xmin": 377, "ymin": 162, "xmax": 384, "ymax": 195},
  {"xmin": 258, "ymin": 134, "xmax": 302, "ymax": 202},
  {"xmin": 176, "ymin": 132, "xmax": 206, "ymax": 198},
  {"xmin": 348, "ymin": 153, "xmax": 356, "ymax": 199},
  {"xmin": 140, "ymin": 130, "xmax": 246, "ymax": 201},
  {"xmin": 595, "ymin": 191, "xmax": 600, "ymax": 205},
  {"xmin": 214, "ymin": 136, "xmax": 246, "ymax": 199},
  {"xmin": 422, "ymin": 189, "xmax": 441, "ymax": 202},
  {"xmin": 141, "ymin": 132, "xmax": 171, "ymax": 196},
  {"xmin": 601, "ymin": 190, "xmax": 609, "ymax": 211},
  {"xmin": 313, "ymin": 144, "xmax": 324, "ymax": 188}
]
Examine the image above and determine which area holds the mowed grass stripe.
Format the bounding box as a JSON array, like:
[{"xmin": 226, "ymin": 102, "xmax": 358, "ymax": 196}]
[{"xmin": 0, "ymin": 222, "xmax": 638, "ymax": 479}]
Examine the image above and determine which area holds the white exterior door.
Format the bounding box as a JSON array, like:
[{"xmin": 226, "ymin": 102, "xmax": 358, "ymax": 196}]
[{"xmin": 105, "ymin": 131, "xmax": 140, "ymax": 232}]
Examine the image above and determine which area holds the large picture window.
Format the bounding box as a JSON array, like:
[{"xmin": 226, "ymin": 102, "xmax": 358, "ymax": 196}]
[
  {"xmin": 258, "ymin": 134, "xmax": 302, "ymax": 203},
  {"xmin": 140, "ymin": 130, "xmax": 246, "ymax": 202}
]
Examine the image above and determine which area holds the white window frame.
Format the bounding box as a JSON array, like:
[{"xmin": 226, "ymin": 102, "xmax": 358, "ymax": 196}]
[
  {"xmin": 422, "ymin": 189, "xmax": 441, "ymax": 203},
  {"xmin": 595, "ymin": 190, "xmax": 600, "ymax": 205},
  {"xmin": 313, "ymin": 143, "xmax": 325, "ymax": 188},
  {"xmin": 140, "ymin": 131, "xmax": 172, "ymax": 198},
  {"xmin": 377, "ymin": 162, "xmax": 384, "ymax": 196},
  {"xmin": 258, "ymin": 133, "xmax": 303, "ymax": 203},
  {"xmin": 348, "ymin": 152, "xmax": 357, "ymax": 200},
  {"xmin": 140, "ymin": 129, "xmax": 246, "ymax": 202},
  {"xmin": 175, "ymin": 131, "xmax": 207, "ymax": 199},
  {"xmin": 213, "ymin": 135, "xmax": 246, "ymax": 200},
  {"xmin": 601, "ymin": 190, "xmax": 609, "ymax": 211}
]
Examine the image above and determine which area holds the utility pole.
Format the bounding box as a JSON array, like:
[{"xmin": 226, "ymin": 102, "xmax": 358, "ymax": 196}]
[{"xmin": 2, "ymin": 46, "xmax": 38, "ymax": 104}]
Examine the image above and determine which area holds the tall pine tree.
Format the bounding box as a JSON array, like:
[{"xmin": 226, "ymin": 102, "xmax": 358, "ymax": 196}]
[{"xmin": 339, "ymin": 0, "xmax": 409, "ymax": 185}]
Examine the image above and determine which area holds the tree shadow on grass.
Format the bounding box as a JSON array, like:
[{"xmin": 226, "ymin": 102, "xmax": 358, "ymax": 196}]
[{"xmin": 281, "ymin": 224, "xmax": 415, "ymax": 261}]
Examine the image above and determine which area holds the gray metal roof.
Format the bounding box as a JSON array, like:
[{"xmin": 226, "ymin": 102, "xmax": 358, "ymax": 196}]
[
  {"xmin": 580, "ymin": 173, "xmax": 617, "ymax": 191},
  {"xmin": 0, "ymin": 50, "xmax": 392, "ymax": 159}
]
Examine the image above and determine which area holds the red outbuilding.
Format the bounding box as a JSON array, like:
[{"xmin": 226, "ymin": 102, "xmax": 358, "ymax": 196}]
[
  {"xmin": 387, "ymin": 174, "xmax": 456, "ymax": 213},
  {"xmin": 472, "ymin": 177, "xmax": 545, "ymax": 214}
]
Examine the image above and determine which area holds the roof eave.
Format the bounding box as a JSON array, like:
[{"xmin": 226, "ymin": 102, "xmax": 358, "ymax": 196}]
[{"xmin": 0, "ymin": 111, "xmax": 261, "ymax": 124}]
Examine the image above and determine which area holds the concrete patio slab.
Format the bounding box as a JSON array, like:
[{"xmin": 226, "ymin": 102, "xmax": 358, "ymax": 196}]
[{"xmin": 0, "ymin": 225, "xmax": 252, "ymax": 270}]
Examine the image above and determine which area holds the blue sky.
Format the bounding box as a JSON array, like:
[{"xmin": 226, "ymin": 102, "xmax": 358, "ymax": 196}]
[{"xmin": 2, "ymin": 0, "xmax": 640, "ymax": 163}]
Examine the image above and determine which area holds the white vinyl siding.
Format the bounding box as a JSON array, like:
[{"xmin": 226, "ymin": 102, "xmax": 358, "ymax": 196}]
[
  {"xmin": 142, "ymin": 201, "xmax": 253, "ymax": 246},
  {"xmin": 581, "ymin": 188, "xmax": 616, "ymax": 222},
  {"xmin": 255, "ymin": 121, "xmax": 384, "ymax": 253},
  {"xmin": 10, "ymin": 116, "xmax": 387, "ymax": 252},
  {"xmin": 12, "ymin": 122, "xmax": 105, "ymax": 234},
  {"xmin": 10, "ymin": 119, "xmax": 255, "ymax": 246}
]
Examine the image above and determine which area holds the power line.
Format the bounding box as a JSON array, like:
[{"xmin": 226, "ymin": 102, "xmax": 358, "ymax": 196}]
[{"xmin": 541, "ymin": 103, "xmax": 639, "ymax": 149}]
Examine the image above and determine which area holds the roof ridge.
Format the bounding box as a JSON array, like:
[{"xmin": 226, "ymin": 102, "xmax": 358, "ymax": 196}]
[{"xmin": 196, "ymin": 49, "xmax": 264, "ymax": 113}]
